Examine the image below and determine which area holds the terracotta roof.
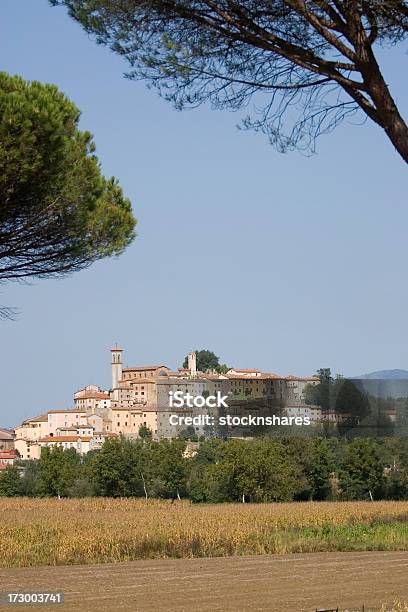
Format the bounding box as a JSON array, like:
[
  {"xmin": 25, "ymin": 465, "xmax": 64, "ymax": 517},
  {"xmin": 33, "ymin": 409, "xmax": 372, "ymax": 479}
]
[
  {"xmin": 0, "ymin": 429, "xmax": 14, "ymax": 439},
  {"xmin": 56, "ymin": 426, "xmax": 94, "ymax": 432},
  {"xmin": 22, "ymin": 414, "xmax": 48, "ymax": 424},
  {"xmin": 76, "ymin": 392, "xmax": 110, "ymax": 400},
  {"xmin": 112, "ymin": 406, "xmax": 158, "ymax": 413},
  {"xmin": 118, "ymin": 379, "xmax": 155, "ymax": 385},
  {"xmin": 138, "ymin": 407, "xmax": 159, "ymax": 413},
  {"xmin": 122, "ymin": 365, "xmax": 168, "ymax": 372},
  {"xmin": 48, "ymin": 409, "xmax": 87, "ymax": 414},
  {"xmin": 39, "ymin": 436, "xmax": 92, "ymax": 443},
  {"xmin": 285, "ymin": 376, "xmax": 320, "ymax": 381},
  {"xmin": 112, "ymin": 407, "xmax": 138, "ymax": 412},
  {"xmin": 228, "ymin": 375, "xmax": 270, "ymax": 381},
  {"xmin": 229, "ymin": 368, "xmax": 262, "ymax": 373},
  {"xmin": 0, "ymin": 450, "xmax": 18, "ymax": 458}
]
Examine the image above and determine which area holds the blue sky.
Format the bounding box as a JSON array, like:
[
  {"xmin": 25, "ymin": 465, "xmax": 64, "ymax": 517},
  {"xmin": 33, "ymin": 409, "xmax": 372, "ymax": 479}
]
[{"xmin": 1, "ymin": 0, "xmax": 407, "ymax": 427}]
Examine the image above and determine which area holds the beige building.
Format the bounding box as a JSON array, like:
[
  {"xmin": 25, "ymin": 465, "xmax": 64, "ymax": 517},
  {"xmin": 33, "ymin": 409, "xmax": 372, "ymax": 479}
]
[
  {"xmin": 47, "ymin": 409, "xmax": 87, "ymax": 434},
  {"xmin": 38, "ymin": 426, "xmax": 118, "ymax": 456},
  {"xmin": 14, "ymin": 438, "xmax": 41, "ymax": 460},
  {"xmin": 86, "ymin": 413, "xmax": 105, "ymax": 431},
  {"xmin": 108, "ymin": 406, "xmax": 159, "ymax": 437},
  {"xmin": 14, "ymin": 414, "xmax": 49, "ymax": 441},
  {"xmin": 38, "ymin": 435, "xmax": 92, "ymax": 454},
  {"xmin": 121, "ymin": 365, "xmax": 171, "ymax": 382},
  {"xmin": 111, "ymin": 379, "xmax": 157, "ymax": 408},
  {"xmin": 74, "ymin": 385, "xmax": 110, "ymax": 413}
]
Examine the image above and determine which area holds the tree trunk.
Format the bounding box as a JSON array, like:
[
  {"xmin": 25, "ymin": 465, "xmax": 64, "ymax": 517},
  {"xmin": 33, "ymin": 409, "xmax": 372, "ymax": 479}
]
[
  {"xmin": 362, "ymin": 50, "xmax": 408, "ymax": 164},
  {"xmin": 374, "ymin": 88, "xmax": 408, "ymax": 164},
  {"xmin": 141, "ymin": 473, "xmax": 148, "ymax": 501},
  {"xmin": 381, "ymin": 112, "xmax": 408, "ymax": 165}
]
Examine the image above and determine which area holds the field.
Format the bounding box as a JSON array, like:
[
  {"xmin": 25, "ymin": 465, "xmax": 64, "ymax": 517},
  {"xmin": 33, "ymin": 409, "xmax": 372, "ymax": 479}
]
[
  {"xmin": 2, "ymin": 553, "xmax": 408, "ymax": 611},
  {"xmin": 1, "ymin": 498, "xmax": 408, "ymax": 568}
]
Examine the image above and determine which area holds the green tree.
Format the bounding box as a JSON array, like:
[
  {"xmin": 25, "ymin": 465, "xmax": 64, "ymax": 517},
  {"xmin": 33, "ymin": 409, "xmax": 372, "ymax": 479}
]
[
  {"xmin": 52, "ymin": 1, "xmax": 408, "ymax": 163},
  {"xmin": 201, "ymin": 439, "xmax": 304, "ymax": 503},
  {"xmin": 138, "ymin": 424, "xmax": 153, "ymax": 440},
  {"xmin": 305, "ymin": 368, "xmax": 333, "ymax": 410},
  {"xmin": 149, "ymin": 439, "xmax": 188, "ymax": 500},
  {"xmin": 179, "ymin": 425, "xmax": 198, "ymax": 441},
  {"xmin": 182, "ymin": 349, "xmax": 227, "ymax": 373},
  {"xmin": 194, "ymin": 438, "xmax": 223, "ymax": 464},
  {"xmin": 0, "ymin": 466, "xmax": 23, "ymax": 496},
  {"xmin": 0, "ymin": 72, "xmax": 136, "ymax": 314},
  {"xmin": 335, "ymin": 378, "xmax": 370, "ymax": 420},
  {"xmin": 188, "ymin": 462, "xmax": 230, "ymax": 503},
  {"xmin": 65, "ymin": 478, "xmax": 97, "ymax": 498},
  {"xmin": 91, "ymin": 437, "xmax": 147, "ymax": 497},
  {"xmin": 339, "ymin": 439, "xmax": 385, "ymax": 500},
  {"xmin": 20, "ymin": 460, "xmax": 41, "ymax": 496},
  {"xmin": 37, "ymin": 446, "xmax": 81, "ymax": 497},
  {"xmin": 308, "ymin": 438, "xmax": 337, "ymax": 500}
]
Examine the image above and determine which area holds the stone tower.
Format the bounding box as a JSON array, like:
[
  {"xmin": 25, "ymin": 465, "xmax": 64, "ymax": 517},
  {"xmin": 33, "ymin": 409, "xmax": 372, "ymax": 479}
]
[
  {"xmin": 187, "ymin": 351, "xmax": 197, "ymax": 377},
  {"xmin": 111, "ymin": 347, "xmax": 123, "ymax": 389}
]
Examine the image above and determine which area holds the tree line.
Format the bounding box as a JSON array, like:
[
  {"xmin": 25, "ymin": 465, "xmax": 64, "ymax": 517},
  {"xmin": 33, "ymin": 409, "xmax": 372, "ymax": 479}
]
[{"xmin": 1, "ymin": 435, "xmax": 408, "ymax": 502}]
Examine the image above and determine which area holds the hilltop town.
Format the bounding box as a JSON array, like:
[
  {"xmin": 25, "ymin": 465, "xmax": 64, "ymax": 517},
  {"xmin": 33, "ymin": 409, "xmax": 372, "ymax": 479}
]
[{"xmin": 0, "ymin": 348, "xmax": 350, "ymax": 466}]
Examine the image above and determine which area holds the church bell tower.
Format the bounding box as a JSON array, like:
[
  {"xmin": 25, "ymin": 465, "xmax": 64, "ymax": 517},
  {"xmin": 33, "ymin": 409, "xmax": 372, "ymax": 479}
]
[
  {"xmin": 111, "ymin": 347, "xmax": 123, "ymax": 390},
  {"xmin": 187, "ymin": 351, "xmax": 197, "ymax": 377}
]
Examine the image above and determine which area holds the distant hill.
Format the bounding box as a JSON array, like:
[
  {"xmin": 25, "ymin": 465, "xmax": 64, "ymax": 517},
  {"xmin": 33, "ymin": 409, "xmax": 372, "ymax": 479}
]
[
  {"xmin": 351, "ymin": 370, "xmax": 408, "ymax": 398},
  {"xmin": 353, "ymin": 369, "xmax": 408, "ymax": 380}
]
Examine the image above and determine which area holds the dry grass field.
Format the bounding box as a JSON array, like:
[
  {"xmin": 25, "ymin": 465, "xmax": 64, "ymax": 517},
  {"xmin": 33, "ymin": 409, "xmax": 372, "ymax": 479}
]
[{"xmin": 1, "ymin": 498, "xmax": 408, "ymax": 568}]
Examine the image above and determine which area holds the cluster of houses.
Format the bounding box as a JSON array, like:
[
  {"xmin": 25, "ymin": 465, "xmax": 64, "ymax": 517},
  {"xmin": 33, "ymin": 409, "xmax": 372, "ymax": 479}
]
[
  {"xmin": 1, "ymin": 348, "xmax": 351, "ymax": 462},
  {"xmin": 0, "ymin": 429, "xmax": 18, "ymax": 471}
]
